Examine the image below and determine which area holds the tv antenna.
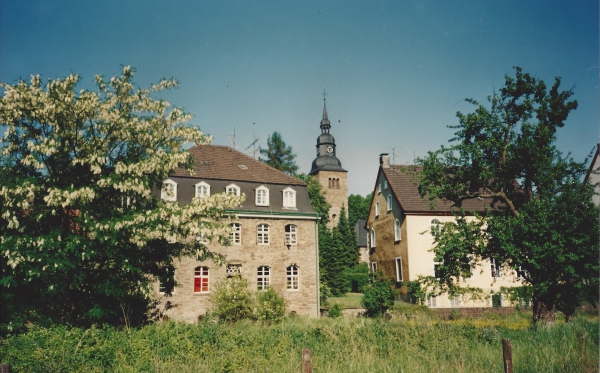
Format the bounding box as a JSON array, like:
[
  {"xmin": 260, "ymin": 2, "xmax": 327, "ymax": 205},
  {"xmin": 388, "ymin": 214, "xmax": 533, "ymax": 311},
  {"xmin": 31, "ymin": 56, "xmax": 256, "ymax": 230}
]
[
  {"xmin": 245, "ymin": 131, "xmax": 260, "ymax": 158},
  {"xmin": 229, "ymin": 127, "xmax": 236, "ymax": 149}
]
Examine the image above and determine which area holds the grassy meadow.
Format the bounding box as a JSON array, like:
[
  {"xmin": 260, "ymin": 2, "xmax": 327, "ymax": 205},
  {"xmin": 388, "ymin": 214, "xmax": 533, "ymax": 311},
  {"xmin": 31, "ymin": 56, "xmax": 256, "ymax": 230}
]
[{"xmin": 0, "ymin": 307, "xmax": 597, "ymax": 373}]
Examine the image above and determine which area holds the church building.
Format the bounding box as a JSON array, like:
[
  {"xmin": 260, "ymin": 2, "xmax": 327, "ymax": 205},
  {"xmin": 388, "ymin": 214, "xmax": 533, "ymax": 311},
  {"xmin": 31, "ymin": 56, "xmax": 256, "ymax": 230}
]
[{"xmin": 309, "ymin": 98, "xmax": 348, "ymax": 228}]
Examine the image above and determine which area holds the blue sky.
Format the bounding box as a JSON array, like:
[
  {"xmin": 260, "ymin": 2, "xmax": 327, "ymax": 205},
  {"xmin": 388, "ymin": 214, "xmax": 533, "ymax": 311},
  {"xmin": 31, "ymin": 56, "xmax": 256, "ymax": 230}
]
[{"xmin": 1, "ymin": 1, "xmax": 598, "ymax": 195}]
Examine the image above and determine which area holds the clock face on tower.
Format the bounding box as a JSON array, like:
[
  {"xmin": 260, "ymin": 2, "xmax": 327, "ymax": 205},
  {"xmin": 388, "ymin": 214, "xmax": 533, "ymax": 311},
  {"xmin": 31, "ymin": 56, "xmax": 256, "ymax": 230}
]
[{"xmin": 327, "ymin": 146, "xmax": 333, "ymax": 154}]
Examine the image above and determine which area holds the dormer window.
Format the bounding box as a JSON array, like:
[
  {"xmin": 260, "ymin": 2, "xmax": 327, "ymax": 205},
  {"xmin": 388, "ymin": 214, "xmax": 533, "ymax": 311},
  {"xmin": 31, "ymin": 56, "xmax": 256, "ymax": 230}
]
[
  {"xmin": 283, "ymin": 187, "xmax": 296, "ymax": 209},
  {"xmin": 195, "ymin": 181, "xmax": 210, "ymax": 199},
  {"xmin": 161, "ymin": 179, "xmax": 177, "ymax": 201},
  {"xmin": 255, "ymin": 185, "xmax": 269, "ymax": 206},
  {"xmin": 226, "ymin": 183, "xmax": 241, "ymax": 196}
]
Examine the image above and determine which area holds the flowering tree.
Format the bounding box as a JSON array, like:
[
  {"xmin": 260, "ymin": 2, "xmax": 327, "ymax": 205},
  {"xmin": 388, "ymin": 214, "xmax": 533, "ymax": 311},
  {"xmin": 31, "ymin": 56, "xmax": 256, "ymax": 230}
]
[{"xmin": 0, "ymin": 67, "xmax": 243, "ymax": 331}]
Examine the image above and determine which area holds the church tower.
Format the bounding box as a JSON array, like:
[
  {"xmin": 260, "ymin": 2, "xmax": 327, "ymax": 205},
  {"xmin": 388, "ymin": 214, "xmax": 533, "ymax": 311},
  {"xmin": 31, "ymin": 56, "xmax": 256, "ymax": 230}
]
[{"xmin": 309, "ymin": 92, "xmax": 348, "ymax": 228}]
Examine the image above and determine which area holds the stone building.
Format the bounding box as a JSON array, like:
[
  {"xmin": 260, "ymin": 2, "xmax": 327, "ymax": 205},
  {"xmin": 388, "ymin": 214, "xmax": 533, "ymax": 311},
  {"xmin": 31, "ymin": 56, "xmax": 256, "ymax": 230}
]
[
  {"xmin": 156, "ymin": 145, "xmax": 320, "ymax": 322},
  {"xmin": 309, "ymin": 100, "xmax": 348, "ymax": 228},
  {"xmin": 366, "ymin": 153, "xmax": 522, "ymax": 308}
]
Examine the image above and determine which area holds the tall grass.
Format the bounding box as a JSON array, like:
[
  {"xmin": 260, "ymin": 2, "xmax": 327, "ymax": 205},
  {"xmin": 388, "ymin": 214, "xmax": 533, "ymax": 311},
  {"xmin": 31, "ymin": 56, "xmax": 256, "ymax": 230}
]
[{"xmin": 1, "ymin": 311, "xmax": 597, "ymax": 372}]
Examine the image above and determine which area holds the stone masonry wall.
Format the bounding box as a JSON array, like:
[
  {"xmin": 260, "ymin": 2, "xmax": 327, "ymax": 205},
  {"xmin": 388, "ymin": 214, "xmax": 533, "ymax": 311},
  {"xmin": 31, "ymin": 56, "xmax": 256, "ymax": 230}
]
[
  {"xmin": 313, "ymin": 170, "xmax": 348, "ymax": 228},
  {"xmin": 158, "ymin": 217, "xmax": 319, "ymax": 323}
]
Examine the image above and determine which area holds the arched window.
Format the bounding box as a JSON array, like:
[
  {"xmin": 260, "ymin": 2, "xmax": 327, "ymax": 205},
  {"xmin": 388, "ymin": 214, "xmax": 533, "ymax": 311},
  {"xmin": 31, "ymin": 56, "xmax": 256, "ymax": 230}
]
[
  {"xmin": 226, "ymin": 183, "xmax": 241, "ymax": 196},
  {"xmin": 387, "ymin": 195, "xmax": 392, "ymax": 211},
  {"xmin": 286, "ymin": 265, "xmax": 299, "ymax": 290},
  {"xmin": 230, "ymin": 223, "xmax": 241, "ymax": 244},
  {"xmin": 370, "ymin": 229, "xmax": 376, "ymax": 248},
  {"xmin": 194, "ymin": 266, "xmax": 209, "ymax": 293},
  {"xmin": 161, "ymin": 179, "xmax": 177, "ymax": 201},
  {"xmin": 375, "ymin": 201, "xmax": 380, "ymax": 217},
  {"xmin": 395, "ymin": 219, "xmax": 401, "ymax": 241},
  {"xmin": 255, "ymin": 185, "xmax": 269, "ymax": 206},
  {"xmin": 431, "ymin": 219, "xmax": 441, "ymax": 236},
  {"xmin": 195, "ymin": 181, "xmax": 210, "ymax": 199},
  {"xmin": 257, "ymin": 224, "xmax": 269, "ymax": 244},
  {"xmin": 285, "ymin": 224, "xmax": 297, "ymax": 245},
  {"xmin": 283, "ymin": 187, "xmax": 296, "ymax": 209},
  {"xmin": 257, "ymin": 266, "xmax": 270, "ymax": 290}
]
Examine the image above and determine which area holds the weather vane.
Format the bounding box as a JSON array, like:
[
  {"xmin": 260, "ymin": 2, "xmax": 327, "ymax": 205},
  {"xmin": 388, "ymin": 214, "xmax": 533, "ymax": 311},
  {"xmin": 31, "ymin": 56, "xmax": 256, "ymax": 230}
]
[{"xmin": 322, "ymin": 86, "xmax": 327, "ymax": 102}]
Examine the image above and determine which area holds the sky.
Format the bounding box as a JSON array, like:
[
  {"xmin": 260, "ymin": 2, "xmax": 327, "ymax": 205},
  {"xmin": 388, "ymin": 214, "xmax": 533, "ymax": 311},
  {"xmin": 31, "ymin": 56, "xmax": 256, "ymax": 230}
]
[{"xmin": 1, "ymin": 0, "xmax": 598, "ymax": 196}]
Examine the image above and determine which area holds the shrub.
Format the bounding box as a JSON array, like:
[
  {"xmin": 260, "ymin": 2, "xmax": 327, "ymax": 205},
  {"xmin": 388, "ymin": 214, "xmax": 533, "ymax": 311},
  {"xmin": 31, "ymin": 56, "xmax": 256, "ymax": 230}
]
[
  {"xmin": 328, "ymin": 303, "xmax": 343, "ymax": 318},
  {"xmin": 211, "ymin": 276, "xmax": 287, "ymax": 322},
  {"xmin": 361, "ymin": 272, "xmax": 395, "ymax": 317},
  {"xmin": 255, "ymin": 287, "xmax": 286, "ymax": 321},
  {"xmin": 320, "ymin": 281, "xmax": 332, "ymax": 306},
  {"xmin": 211, "ymin": 275, "xmax": 255, "ymax": 322}
]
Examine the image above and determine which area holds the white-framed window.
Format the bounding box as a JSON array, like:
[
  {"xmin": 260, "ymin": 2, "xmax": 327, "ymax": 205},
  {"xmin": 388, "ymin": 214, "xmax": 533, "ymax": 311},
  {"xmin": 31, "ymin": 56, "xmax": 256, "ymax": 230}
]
[
  {"xmin": 257, "ymin": 266, "xmax": 270, "ymax": 290},
  {"xmin": 394, "ymin": 219, "xmax": 401, "ymax": 241},
  {"xmin": 394, "ymin": 257, "xmax": 403, "ymax": 283},
  {"xmin": 426, "ymin": 295, "xmax": 438, "ymax": 308},
  {"xmin": 430, "ymin": 219, "xmax": 441, "ymax": 236},
  {"xmin": 195, "ymin": 181, "xmax": 210, "ymax": 199},
  {"xmin": 384, "ymin": 181, "xmax": 388, "ymax": 190},
  {"xmin": 491, "ymin": 259, "xmax": 503, "ymax": 278},
  {"xmin": 370, "ymin": 229, "xmax": 376, "ymax": 248},
  {"xmin": 375, "ymin": 201, "xmax": 380, "ymax": 217},
  {"xmin": 434, "ymin": 262, "xmax": 442, "ymax": 279},
  {"xmin": 515, "ymin": 266, "xmax": 528, "ymax": 280},
  {"xmin": 257, "ymin": 223, "xmax": 269, "ymax": 245},
  {"xmin": 158, "ymin": 277, "xmax": 174, "ymax": 294},
  {"xmin": 285, "ymin": 224, "xmax": 297, "ymax": 245},
  {"xmin": 371, "ymin": 261, "xmax": 377, "ymax": 273},
  {"xmin": 230, "ymin": 223, "xmax": 241, "ymax": 244},
  {"xmin": 282, "ymin": 187, "xmax": 296, "ymax": 208},
  {"xmin": 194, "ymin": 266, "xmax": 209, "ymax": 293},
  {"xmin": 226, "ymin": 183, "xmax": 241, "ymax": 196},
  {"xmin": 255, "ymin": 185, "xmax": 269, "ymax": 206},
  {"xmin": 387, "ymin": 195, "xmax": 392, "ymax": 211},
  {"xmin": 287, "ymin": 265, "xmax": 299, "ymax": 290},
  {"xmin": 449, "ymin": 295, "xmax": 462, "ymax": 308},
  {"xmin": 161, "ymin": 179, "xmax": 177, "ymax": 201},
  {"xmin": 378, "ymin": 183, "xmax": 382, "ymax": 194}
]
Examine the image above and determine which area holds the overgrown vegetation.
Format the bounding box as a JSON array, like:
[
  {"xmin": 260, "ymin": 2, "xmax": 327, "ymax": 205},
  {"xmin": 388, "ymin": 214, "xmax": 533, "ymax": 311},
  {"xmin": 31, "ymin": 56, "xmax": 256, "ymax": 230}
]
[
  {"xmin": 210, "ymin": 276, "xmax": 286, "ymax": 322},
  {"xmin": 1, "ymin": 310, "xmax": 597, "ymax": 372}
]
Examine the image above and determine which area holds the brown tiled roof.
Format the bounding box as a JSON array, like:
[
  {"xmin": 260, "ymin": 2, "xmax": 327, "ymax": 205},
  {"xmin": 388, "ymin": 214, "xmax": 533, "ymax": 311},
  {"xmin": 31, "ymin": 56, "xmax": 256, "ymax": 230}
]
[
  {"xmin": 383, "ymin": 165, "xmax": 493, "ymax": 214},
  {"xmin": 171, "ymin": 145, "xmax": 305, "ymax": 186}
]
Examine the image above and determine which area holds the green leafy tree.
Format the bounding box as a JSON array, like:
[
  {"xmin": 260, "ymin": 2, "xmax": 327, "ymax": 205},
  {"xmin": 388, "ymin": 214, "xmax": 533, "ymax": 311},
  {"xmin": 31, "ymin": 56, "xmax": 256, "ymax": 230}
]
[
  {"xmin": 361, "ymin": 271, "xmax": 395, "ymax": 317},
  {"xmin": 417, "ymin": 67, "xmax": 598, "ymax": 324},
  {"xmin": 348, "ymin": 193, "xmax": 372, "ymax": 227},
  {"xmin": 259, "ymin": 131, "xmax": 299, "ymax": 175},
  {"xmin": 0, "ymin": 67, "xmax": 242, "ymax": 332}
]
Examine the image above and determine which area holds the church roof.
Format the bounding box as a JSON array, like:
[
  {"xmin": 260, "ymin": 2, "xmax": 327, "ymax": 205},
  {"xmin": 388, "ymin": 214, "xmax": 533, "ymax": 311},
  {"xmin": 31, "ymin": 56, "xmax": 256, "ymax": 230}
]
[{"xmin": 171, "ymin": 145, "xmax": 305, "ymax": 186}]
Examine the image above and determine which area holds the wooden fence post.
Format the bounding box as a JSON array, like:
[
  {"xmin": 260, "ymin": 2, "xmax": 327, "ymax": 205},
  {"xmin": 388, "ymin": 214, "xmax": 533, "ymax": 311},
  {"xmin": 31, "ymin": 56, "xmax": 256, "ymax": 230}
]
[
  {"xmin": 302, "ymin": 348, "xmax": 312, "ymax": 373},
  {"xmin": 0, "ymin": 364, "xmax": 13, "ymax": 373},
  {"xmin": 502, "ymin": 338, "xmax": 513, "ymax": 373}
]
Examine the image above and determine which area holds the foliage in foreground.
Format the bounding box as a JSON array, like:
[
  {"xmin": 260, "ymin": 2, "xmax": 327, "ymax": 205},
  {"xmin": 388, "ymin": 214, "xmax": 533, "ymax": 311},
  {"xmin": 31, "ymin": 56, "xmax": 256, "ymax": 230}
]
[
  {"xmin": 0, "ymin": 311, "xmax": 597, "ymax": 373},
  {"xmin": 210, "ymin": 276, "xmax": 286, "ymax": 322},
  {"xmin": 361, "ymin": 272, "xmax": 396, "ymax": 317},
  {"xmin": 416, "ymin": 67, "xmax": 598, "ymax": 324},
  {"xmin": 0, "ymin": 67, "xmax": 243, "ymax": 332}
]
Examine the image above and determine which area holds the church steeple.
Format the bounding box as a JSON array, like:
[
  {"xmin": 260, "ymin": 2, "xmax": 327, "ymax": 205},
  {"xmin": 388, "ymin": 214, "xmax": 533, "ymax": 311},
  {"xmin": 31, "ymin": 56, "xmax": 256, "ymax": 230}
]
[{"xmin": 309, "ymin": 89, "xmax": 346, "ymax": 175}]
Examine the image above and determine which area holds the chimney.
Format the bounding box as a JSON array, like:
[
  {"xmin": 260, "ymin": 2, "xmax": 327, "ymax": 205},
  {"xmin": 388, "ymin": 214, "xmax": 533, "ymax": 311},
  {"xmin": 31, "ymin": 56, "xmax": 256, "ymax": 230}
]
[{"xmin": 380, "ymin": 153, "xmax": 390, "ymax": 168}]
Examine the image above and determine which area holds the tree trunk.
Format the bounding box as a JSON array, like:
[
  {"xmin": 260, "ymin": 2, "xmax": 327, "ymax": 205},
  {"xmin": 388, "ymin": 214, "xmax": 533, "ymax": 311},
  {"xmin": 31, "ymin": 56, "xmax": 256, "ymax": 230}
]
[{"xmin": 532, "ymin": 292, "xmax": 556, "ymax": 324}]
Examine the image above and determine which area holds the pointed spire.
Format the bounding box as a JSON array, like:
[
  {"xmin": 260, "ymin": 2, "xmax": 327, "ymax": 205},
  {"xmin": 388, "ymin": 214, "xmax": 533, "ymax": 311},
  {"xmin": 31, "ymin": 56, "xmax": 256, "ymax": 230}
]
[{"xmin": 321, "ymin": 86, "xmax": 330, "ymax": 128}]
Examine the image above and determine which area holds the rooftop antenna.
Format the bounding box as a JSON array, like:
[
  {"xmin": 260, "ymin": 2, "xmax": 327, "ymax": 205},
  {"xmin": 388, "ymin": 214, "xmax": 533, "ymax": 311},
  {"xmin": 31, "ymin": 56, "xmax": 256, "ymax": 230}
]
[
  {"xmin": 245, "ymin": 125, "xmax": 260, "ymax": 158},
  {"xmin": 229, "ymin": 127, "xmax": 236, "ymax": 149},
  {"xmin": 389, "ymin": 147, "xmax": 399, "ymax": 165}
]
